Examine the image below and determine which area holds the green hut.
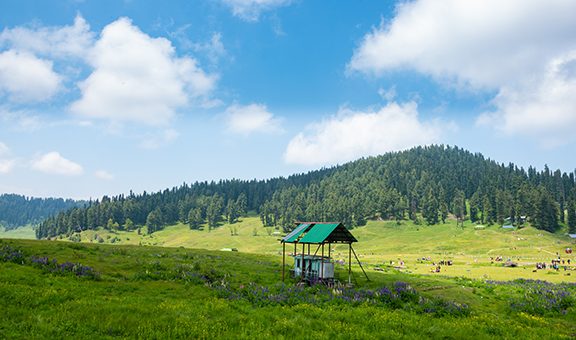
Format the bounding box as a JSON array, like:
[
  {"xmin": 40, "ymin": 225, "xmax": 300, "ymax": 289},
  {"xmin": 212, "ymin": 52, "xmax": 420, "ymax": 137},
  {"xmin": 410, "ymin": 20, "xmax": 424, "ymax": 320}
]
[{"xmin": 280, "ymin": 222, "xmax": 367, "ymax": 283}]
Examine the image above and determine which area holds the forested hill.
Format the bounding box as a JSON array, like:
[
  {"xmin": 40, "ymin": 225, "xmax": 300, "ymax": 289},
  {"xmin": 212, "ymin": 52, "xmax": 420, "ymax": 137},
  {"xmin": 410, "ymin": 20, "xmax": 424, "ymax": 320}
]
[
  {"xmin": 0, "ymin": 194, "xmax": 83, "ymax": 230},
  {"xmin": 37, "ymin": 145, "xmax": 576, "ymax": 239}
]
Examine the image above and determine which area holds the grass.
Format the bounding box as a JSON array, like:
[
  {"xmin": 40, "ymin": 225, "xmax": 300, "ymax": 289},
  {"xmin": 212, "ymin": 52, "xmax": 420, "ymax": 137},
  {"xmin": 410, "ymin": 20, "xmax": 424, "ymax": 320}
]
[
  {"xmin": 1, "ymin": 238, "xmax": 575, "ymax": 339},
  {"xmin": 2, "ymin": 217, "xmax": 575, "ymax": 337},
  {"xmin": 55, "ymin": 217, "xmax": 576, "ymax": 283},
  {"xmin": 0, "ymin": 225, "xmax": 36, "ymax": 239}
]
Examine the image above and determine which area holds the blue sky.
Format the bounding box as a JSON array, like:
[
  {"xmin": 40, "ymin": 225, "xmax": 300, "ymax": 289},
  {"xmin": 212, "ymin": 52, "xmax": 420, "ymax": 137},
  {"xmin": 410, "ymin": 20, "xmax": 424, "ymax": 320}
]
[{"xmin": 1, "ymin": 0, "xmax": 575, "ymax": 199}]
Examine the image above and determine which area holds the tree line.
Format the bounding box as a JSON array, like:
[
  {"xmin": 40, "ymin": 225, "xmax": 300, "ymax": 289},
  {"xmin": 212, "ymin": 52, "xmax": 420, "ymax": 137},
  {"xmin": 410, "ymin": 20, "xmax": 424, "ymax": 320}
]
[
  {"xmin": 36, "ymin": 168, "xmax": 334, "ymax": 238},
  {"xmin": 0, "ymin": 194, "xmax": 82, "ymax": 230},
  {"xmin": 36, "ymin": 145, "xmax": 576, "ymax": 239}
]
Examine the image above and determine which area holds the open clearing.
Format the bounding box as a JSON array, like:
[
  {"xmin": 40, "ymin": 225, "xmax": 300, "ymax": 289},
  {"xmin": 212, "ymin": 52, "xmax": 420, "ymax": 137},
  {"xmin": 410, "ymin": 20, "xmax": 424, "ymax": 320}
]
[{"xmin": 54, "ymin": 217, "xmax": 576, "ymax": 284}]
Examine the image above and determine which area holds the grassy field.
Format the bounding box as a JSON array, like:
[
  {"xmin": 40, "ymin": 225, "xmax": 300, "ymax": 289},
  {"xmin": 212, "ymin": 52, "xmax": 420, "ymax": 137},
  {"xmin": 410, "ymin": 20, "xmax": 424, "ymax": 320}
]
[
  {"xmin": 1, "ymin": 238, "xmax": 575, "ymax": 338},
  {"xmin": 56, "ymin": 217, "xmax": 576, "ymax": 283},
  {"xmin": 0, "ymin": 225, "xmax": 36, "ymax": 239}
]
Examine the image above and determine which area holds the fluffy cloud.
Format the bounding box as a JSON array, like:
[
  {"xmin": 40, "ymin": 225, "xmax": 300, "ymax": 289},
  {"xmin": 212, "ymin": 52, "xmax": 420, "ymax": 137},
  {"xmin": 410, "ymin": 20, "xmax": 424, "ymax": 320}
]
[
  {"xmin": 284, "ymin": 102, "xmax": 442, "ymax": 166},
  {"xmin": 222, "ymin": 0, "xmax": 292, "ymax": 22},
  {"xmin": 348, "ymin": 0, "xmax": 576, "ymax": 143},
  {"xmin": 70, "ymin": 17, "xmax": 217, "ymax": 126},
  {"xmin": 0, "ymin": 50, "xmax": 61, "ymax": 102},
  {"xmin": 477, "ymin": 52, "xmax": 576, "ymax": 146},
  {"xmin": 0, "ymin": 15, "xmax": 94, "ymax": 59},
  {"xmin": 31, "ymin": 151, "xmax": 83, "ymax": 176},
  {"xmin": 225, "ymin": 103, "xmax": 282, "ymax": 135},
  {"xmin": 0, "ymin": 15, "xmax": 92, "ymax": 103}
]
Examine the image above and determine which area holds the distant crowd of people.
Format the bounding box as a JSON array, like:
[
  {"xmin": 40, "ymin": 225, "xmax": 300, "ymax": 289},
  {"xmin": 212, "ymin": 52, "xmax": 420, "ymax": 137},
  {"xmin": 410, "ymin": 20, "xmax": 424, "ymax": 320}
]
[{"xmin": 534, "ymin": 250, "xmax": 572, "ymax": 271}]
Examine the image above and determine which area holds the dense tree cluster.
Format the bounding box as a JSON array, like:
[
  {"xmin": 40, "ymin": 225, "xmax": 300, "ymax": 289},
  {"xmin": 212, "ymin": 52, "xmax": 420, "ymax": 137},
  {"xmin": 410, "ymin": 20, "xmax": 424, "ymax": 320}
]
[
  {"xmin": 36, "ymin": 145, "xmax": 576, "ymax": 239},
  {"xmin": 36, "ymin": 169, "xmax": 333, "ymax": 239},
  {"xmin": 0, "ymin": 194, "xmax": 82, "ymax": 230},
  {"xmin": 260, "ymin": 146, "xmax": 575, "ymax": 233}
]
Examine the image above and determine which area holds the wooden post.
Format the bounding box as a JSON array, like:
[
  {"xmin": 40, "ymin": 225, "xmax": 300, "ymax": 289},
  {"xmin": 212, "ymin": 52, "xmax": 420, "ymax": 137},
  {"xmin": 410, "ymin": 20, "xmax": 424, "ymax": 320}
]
[
  {"xmin": 282, "ymin": 242, "xmax": 286, "ymax": 281},
  {"xmin": 321, "ymin": 243, "xmax": 324, "ymax": 280},
  {"xmin": 328, "ymin": 243, "xmax": 331, "ymax": 258},
  {"xmin": 351, "ymin": 245, "xmax": 370, "ymax": 281},
  {"xmin": 301, "ymin": 243, "xmax": 305, "ymax": 279},
  {"xmin": 348, "ymin": 243, "xmax": 352, "ymax": 284}
]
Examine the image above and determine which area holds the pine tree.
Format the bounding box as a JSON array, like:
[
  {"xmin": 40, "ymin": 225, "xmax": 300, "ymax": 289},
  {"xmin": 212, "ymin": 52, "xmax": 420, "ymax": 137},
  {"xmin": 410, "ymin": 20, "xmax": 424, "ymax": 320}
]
[
  {"xmin": 188, "ymin": 207, "xmax": 203, "ymax": 230},
  {"xmin": 533, "ymin": 187, "xmax": 559, "ymax": 232},
  {"xmin": 146, "ymin": 208, "xmax": 163, "ymax": 234},
  {"xmin": 422, "ymin": 189, "xmax": 439, "ymax": 225}
]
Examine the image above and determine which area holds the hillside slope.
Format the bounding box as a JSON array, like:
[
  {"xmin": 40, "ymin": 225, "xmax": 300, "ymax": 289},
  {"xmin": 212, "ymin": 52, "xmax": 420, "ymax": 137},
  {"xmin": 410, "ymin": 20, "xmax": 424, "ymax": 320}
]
[
  {"xmin": 37, "ymin": 145, "xmax": 576, "ymax": 239},
  {"xmin": 60, "ymin": 216, "xmax": 575, "ymax": 283}
]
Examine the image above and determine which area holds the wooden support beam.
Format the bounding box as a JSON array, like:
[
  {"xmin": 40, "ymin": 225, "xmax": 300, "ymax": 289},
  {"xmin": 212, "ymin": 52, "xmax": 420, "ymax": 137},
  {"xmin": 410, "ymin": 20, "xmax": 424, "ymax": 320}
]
[
  {"xmin": 321, "ymin": 243, "xmax": 324, "ymax": 280},
  {"xmin": 351, "ymin": 245, "xmax": 370, "ymax": 281},
  {"xmin": 301, "ymin": 243, "xmax": 305, "ymax": 279},
  {"xmin": 282, "ymin": 242, "xmax": 285, "ymax": 282},
  {"xmin": 348, "ymin": 243, "xmax": 352, "ymax": 284}
]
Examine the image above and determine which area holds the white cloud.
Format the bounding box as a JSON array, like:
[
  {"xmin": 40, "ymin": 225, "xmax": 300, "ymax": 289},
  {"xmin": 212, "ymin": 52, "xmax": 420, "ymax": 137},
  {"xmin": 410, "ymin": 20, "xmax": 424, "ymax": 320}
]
[
  {"xmin": 225, "ymin": 103, "xmax": 282, "ymax": 135},
  {"xmin": 348, "ymin": 0, "xmax": 576, "ymax": 144},
  {"xmin": 31, "ymin": 151, "xmax": 83, "ymax": 175},
  {"xmin": 95, "ymin": 170, "xmax": 114, "ymax": 180},
  {"xmin": 284, "ymin": 102, "xmax": 442, "ymax": 166},
  {"xmin": 70, "ymin": 17, "xmax": 217, "ymax": 126},
  {"xmin": 222, "ymin": 0, "xmax": 292, "ymax": 22},
  {"xmin": 0, "ymin": 14, "xmax": 94, "ymax": 59},
  {"xmin": 0, "ymin": 50, "xmax": 61, "ymax": 102},
  {"xmin": 477, "ymin": 51, "xmax": 576, "ymax": 146}
]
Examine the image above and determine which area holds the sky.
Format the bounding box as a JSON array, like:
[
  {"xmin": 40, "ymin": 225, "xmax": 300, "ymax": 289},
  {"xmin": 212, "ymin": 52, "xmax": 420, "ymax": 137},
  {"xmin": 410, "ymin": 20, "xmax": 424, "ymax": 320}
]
[{"xmin": 1, "ymin": 0, "xmax": 575, "ymax": 200}]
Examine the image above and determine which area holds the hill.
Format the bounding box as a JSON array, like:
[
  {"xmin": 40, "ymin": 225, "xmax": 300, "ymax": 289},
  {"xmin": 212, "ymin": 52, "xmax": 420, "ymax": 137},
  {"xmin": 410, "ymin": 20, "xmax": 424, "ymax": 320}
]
[
  {"xmin": 36, "ymin": 145, "xmax": 576, "ymax": 239},
  {"xmin": 0, "ymin": 194, "xmax": 83, "ymax": 230},
  {"xmin": 0, "ymin": 238, "xmax": 574, "ymax": 338}
]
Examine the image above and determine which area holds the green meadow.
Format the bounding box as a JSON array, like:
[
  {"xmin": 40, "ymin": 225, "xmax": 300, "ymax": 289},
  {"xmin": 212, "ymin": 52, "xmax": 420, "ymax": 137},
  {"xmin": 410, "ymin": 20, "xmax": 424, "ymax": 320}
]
[
  {"xmin": 55, "ymin": 217, "xmax": 575, "ymax": 284},
  {"xmin": 1, "ymin": 233, "xmax": 575, "ymax": 339},
  {"xmin": 2, "ymin": 218, "xmax": 575, "ymax": 338},
  {"xmin": 0, "ymin": 225, "xmax": 35, "ymax": 240}
]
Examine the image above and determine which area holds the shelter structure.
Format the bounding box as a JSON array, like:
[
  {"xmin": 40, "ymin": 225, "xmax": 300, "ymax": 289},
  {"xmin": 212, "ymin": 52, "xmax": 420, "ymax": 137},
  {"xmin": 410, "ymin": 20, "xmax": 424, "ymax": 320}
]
[{"xmin": 280, "ymin": 222, "xmax": 368, "ymax": 284}]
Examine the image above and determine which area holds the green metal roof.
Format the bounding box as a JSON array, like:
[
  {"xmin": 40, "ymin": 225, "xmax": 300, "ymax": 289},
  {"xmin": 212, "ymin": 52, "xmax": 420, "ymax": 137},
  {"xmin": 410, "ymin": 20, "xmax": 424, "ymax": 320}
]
[
  {"xmin": 282, "ymin": 223, "xmax": 310, "ymax": 243},
  {"xmin": 298, "ymin": 223, "xmax": 339, "ymax": 243},
  {"xmin": 282, "ymin": 222, "xmax": 357, "ymax": 244}
]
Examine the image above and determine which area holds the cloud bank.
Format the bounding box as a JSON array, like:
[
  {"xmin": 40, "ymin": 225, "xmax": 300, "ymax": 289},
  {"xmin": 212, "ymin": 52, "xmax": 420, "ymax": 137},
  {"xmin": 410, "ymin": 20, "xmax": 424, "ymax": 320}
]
[
  {"xmin": 349, "ymin": 0, "xmax": 576, "ymax": 145},
  {"xmin": 284, "ymin": 102, "xmax": 442, "ymax": 166}
]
